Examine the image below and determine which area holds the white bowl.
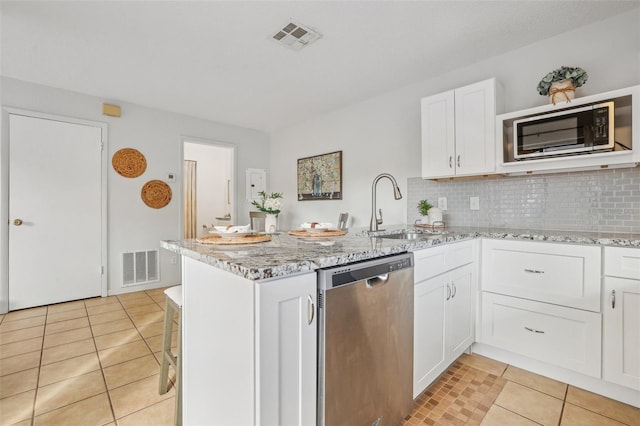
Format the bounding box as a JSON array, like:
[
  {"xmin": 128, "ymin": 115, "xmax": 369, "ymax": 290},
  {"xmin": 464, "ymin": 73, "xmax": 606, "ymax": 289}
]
[
  {"xmin": 212, "ymin": 224, "xmax": 251, "ymax": 233},
  {"xmin": 301, "ymin": 222, "xmax": 334, "ymax": 232},
  {"xmin": 210, "ymin": 231, "xmax": 254, "ymax": 239}
]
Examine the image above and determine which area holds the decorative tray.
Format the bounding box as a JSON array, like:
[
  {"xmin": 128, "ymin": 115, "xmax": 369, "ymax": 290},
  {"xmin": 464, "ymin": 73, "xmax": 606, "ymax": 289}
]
[
  {"xmin": 288, "ymin": 229, "xmax": 347, "ymax": 238},
  {"xmin": 196, "ymin": 234, "xmax": 271, "ymax": 245}
]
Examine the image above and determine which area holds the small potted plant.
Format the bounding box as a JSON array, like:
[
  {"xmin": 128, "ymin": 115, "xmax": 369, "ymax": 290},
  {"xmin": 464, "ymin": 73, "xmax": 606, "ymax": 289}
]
[
  {"xmin": 417, "ymin": 200, "xmax": 433, "ymax": 224},
  {"xmin": 537, "ymin": 66, "xmax": 588, "ymax": 105}
]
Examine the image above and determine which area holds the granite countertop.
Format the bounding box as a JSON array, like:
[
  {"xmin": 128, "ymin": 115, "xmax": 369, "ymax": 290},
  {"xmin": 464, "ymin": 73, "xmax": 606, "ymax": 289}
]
[{"xmin": 161, "ymin": 226, "xmax": 640, "ymax": 281}]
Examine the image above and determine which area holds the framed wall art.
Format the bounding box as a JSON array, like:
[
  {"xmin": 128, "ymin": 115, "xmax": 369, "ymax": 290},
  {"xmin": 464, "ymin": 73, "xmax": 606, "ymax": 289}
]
[{"xmin": 297, "ymin": 151, "xmax": 342, "ymax": 201}]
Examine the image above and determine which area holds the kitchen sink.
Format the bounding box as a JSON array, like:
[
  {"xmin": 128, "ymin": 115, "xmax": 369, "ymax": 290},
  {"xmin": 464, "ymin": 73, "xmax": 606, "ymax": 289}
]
[{"xmin": 376, "ymin": 230, "xmax": 449, "ymax": 240}]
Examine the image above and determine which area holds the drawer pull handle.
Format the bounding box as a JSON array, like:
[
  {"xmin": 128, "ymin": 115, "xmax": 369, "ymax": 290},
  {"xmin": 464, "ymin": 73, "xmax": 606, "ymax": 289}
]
[
  {"xmin": 524, "ymin": 326, "xmax": 545, "ymax": 334},
  {"xmin": 524, "ymin": 268, "xmax": 545, "ymax": 274},
  {"xmin": 611, "ymin": 289, "xmax": 616, "ymax": 309},
  {"xmin": 449, "ymin": 156, "xmax": 453, "ymax": 169},
  {"xmin": 457, "ymin": 155, "xmax": 461, "ymax": 168}
]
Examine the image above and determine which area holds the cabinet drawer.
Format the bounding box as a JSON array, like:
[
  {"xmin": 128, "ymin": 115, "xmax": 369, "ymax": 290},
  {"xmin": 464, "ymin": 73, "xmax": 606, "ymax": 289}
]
[
  {"xmin": 480, "ymin": 292, "xmax": 601, "ymax": 377},
  {"xmin": 413, "ymin": 240, "xmax": 474, "ymax": 283},
  {"xmin": 481, "ymin": 239, "xmax": 601, "ymax": 311},
  {"xmin": 604, "ymin": 246, "xmax": 640, "ymax": 280}
]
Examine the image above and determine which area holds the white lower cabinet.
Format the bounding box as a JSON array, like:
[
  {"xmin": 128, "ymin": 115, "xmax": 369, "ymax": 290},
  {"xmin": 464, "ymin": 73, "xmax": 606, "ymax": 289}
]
[
  {"xmin": 257, "ymin": 275, "xmax": 317, "ymax": 425},
  {"xmin": 477, "ymin": 240, "xmax": 640, "ymax": 408},
  {"xmin": 413, "ymin": 241, "xmax": 475, "ymax": 397},
  {"xmin": 481, "ymin": 239, "xmax": 601, "ymax": 311},
  {"xmin": 603, "ymin": 277, "xmax": 640, "ymax": 391},
  {"xmin": 603, "ymin": 246, "xmax": 640, "ymax": 391},
  {"xmin": 182, "ymin": 256, "xmax": 316, "ymax": 425},
  {"xmin": 481, "ymin": 292, "xmax": 601, "ymax": 377},
  {"xmin": 447, "ymin": 266, "xmax": 474, "ymax": 357},
  {"xmin": 414, "ymin": 273, "xmax": 446, "ymax": 396},
  {"xmin": 479, "ymin": 239, "xmax": 603, "ymax": 377}
]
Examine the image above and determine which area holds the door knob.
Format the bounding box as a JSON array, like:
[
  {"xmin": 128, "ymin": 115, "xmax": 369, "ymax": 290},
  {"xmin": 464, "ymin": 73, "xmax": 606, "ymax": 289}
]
[{"xmin": 13, "ymin": 219, "xmax": 23, "ymax": 226}]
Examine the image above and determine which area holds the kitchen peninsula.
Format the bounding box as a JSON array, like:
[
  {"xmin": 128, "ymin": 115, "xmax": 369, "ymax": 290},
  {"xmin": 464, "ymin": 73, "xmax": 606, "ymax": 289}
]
[
  {"xmin": 162, "ymin": 227, "xmax": 639, "ymax": 280},
  {"xmin": 161, "ymin": 227, "xmax": 640, "ymax": 425}
]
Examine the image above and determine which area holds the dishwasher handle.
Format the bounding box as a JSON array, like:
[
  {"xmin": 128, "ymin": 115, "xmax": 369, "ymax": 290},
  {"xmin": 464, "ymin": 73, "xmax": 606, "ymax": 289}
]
[{"xmin": 366, "ymin": 274, "xmax": 389, "ymax": 288}]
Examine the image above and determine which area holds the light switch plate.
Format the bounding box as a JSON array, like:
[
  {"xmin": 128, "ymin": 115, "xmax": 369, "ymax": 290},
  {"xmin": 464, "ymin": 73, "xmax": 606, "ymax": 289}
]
[
  {"xmin": 470, "ymin": 196, "xmax": 480, "ymax": 210},
  {"xmin": 438, "ymin": 197, "xmax": 447, "ymax": 210}
]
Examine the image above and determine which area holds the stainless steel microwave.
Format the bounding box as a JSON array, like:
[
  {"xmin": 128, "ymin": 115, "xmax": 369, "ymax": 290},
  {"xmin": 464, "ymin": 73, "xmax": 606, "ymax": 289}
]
[{"xmin": 513, "ymin": 101, "xmax": 614, "ymax": 160}]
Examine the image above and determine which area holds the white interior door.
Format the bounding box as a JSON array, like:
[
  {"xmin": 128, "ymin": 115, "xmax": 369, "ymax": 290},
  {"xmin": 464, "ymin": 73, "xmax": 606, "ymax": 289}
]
[{"xmin": 9, "ymin": 113, "xmax": 104, "ymax": 310}]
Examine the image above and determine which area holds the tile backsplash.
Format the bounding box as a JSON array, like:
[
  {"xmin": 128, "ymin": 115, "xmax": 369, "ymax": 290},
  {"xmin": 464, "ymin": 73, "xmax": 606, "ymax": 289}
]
[{"xmin": 407, "ymin": 167, "xmax": 640, "ymax": 233}]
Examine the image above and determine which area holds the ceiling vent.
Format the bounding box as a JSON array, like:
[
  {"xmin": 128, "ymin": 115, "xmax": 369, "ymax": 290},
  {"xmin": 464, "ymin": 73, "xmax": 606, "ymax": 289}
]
[{"xmin": 272, "ymin": 20, "xmax": 322, "ymax": 51}]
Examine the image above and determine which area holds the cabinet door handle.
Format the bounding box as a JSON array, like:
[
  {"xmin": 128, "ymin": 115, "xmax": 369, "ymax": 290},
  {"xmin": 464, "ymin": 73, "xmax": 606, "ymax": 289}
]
[
  {"xmin": 307, "ymin": 295, "xmax": 315, "ymax": 325},
  {"xmin": 451, "ymin": 282, "xmax": 457, "ymax": 298},
  {"xmin": 524, "ymin": 268, "xmax": 545, "ymax": 274},
  {"xmin": 524, "ymin": 326, "xmax": 545, "ymax": 334},
  {"xmin": 611, "ymin": 289, "xmax": 616, "ymax": 309},
  {"xmin": 446, "ymin": 284, "xmax": 451, "ymax": 301},
  {"xmin": 449, "ymin": 156, "xmax": 453, "ymax": 169},
  {"xmin": 457, "ymin": 155, "xmax": 461, "ymax": 168}
]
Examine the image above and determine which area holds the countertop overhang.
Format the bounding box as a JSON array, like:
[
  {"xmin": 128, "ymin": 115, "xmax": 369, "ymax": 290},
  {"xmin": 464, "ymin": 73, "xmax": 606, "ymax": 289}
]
[{"xmin": 161, "ymin": 226, "xmax": 640, "ymax": 281}]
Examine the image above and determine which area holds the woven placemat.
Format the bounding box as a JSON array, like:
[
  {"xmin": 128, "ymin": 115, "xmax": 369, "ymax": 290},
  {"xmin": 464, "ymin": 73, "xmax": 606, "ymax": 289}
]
[
  {"xmin": 196, "ymin": 235, "xmax": 271, "ymax": 245},
  {"xmin": 112, "ymin": 148, "xmax": 147, "ymax": 178},
  {"xmin": 141, "ymin": 180, "xmax": 172, "ymax": 209},
  {"xmin": 288, "ymin": 229, "xmax": 347, "ymax": 238}
]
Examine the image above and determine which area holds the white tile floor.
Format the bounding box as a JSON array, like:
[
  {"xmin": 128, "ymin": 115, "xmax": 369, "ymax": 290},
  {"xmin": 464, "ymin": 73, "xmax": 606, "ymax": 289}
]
[{"xmin": 0, "ymin": 289, "xmax": 176, "ymax": 425}]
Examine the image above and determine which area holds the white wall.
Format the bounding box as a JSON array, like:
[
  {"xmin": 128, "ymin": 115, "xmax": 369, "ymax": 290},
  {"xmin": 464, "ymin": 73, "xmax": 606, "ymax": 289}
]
[
  {"xmin": 1, "ymin": 77, "xmax": 269, "ymax": 299},
  {"xmin": 270, "ymin": 9, "xmax": 640, "ymax": 230}
]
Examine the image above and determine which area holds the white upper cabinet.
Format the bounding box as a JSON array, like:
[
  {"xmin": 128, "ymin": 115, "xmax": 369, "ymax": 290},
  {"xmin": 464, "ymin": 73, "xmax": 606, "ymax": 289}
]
[
  {"xmin": 421, "ymin": 90, "xmax": 455, "ymax": 178},
  {"xmin": 421, "ymin": 78, "xmax": 501, "ymax": 179}
]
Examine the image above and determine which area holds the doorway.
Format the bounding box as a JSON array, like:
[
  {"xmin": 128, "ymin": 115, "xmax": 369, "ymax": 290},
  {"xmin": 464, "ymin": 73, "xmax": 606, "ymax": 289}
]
[
  {"xmin": 4, "ymin": 111, "xmax": 107, "ymax": 311},
  {"xmin": 183, "ymin": 139, "xmax": 236, "ymax": 238}
]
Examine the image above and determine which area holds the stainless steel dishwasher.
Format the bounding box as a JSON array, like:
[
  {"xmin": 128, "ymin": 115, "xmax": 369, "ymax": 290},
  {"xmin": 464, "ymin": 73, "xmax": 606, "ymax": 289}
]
[{"xmin": 317, "ymin": 252, "xmax": 414, "ymax": 426}]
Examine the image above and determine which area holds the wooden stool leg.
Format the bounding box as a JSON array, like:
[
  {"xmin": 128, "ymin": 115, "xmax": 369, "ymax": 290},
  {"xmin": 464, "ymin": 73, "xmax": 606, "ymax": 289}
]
[
  {"xmin": 175, "ymin": 314, "xmax": 182, "ymax": 426},
  {"xmin": 158, "ymin": 298, "xmax": 174, "ymax": 395}
]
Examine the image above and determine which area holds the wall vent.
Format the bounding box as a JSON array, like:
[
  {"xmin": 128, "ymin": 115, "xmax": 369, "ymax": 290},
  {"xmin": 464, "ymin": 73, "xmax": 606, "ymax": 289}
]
[
  {"xmin": 123, "ymin": 250, "xmax": 159, "ymax": 286},
  {"xmin": 272, "ymin": 20, "xmax": 322, "ymax": 51}
]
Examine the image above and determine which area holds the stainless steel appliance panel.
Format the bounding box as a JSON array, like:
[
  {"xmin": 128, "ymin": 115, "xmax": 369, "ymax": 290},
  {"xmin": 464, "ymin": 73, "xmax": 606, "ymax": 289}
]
[{"xmin": 318, "ymin": 253, "xmax": 414, "ymax": 426}]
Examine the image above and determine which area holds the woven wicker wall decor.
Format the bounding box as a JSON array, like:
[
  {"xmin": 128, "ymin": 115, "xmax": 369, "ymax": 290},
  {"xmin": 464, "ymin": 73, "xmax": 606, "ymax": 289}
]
[
  {"xmin": 141, "ymin": 180, "xmax": 172, "ymax": 209},
  {"xmin": 112, "ymin": 148, "xmax": 147, "ymax": 178}
]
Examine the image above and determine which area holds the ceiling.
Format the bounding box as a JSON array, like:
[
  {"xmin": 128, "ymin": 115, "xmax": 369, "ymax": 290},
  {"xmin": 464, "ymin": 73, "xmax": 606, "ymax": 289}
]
[{"xmin": 2, "ymin": 1, "xmax": 638, "ymax": 133}]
